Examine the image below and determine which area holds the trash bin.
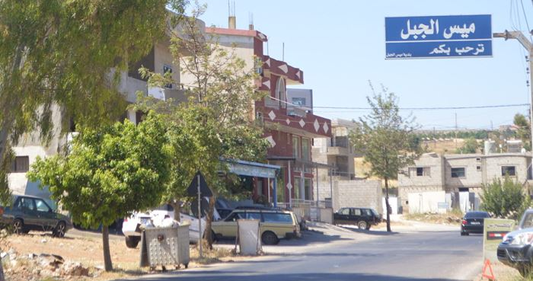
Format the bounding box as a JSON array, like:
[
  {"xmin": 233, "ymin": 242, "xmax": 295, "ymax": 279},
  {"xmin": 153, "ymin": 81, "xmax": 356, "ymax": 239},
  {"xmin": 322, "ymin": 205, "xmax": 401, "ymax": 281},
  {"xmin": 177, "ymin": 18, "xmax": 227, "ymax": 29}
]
[
  {"xmin": 140, "ymin": 224, "xmax": 190, "ymax": 269},
  {"xmin": 236, "ymin": 219, "xmax": 262, "ymax": 255}
]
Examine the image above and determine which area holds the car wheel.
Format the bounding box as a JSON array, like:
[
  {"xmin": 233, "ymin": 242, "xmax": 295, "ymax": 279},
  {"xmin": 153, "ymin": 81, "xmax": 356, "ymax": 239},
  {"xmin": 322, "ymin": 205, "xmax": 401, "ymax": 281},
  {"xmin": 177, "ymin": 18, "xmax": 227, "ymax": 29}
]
[
  {"xmin": 12, "ymin": 219, "xmax": 24, "ymax": 235},
  {"xmin": 125, "ymin": 236, "xmax": 140, "ymax": 248},
  {"xmin": 204, "ymin": 230, "xmax": 218, "ymax": 242},
  {"xmin": 53, "ymin": 221, "xmax": 67, "ymax": 238},
  {"xmin": 261, "ymin": 231, "xmax": 279, "ymax": 245},
  {"xmin": 357, "ymin": 221, "xmax": 368, "ymax": 230}
]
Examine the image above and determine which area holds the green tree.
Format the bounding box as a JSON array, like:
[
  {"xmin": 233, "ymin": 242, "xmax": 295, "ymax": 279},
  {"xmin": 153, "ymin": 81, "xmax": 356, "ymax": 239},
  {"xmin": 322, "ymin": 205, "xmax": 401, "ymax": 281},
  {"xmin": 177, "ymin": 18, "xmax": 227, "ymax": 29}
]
[
  {"xmin": 514, "ymin": 113, "xmax": 531, "ymax": 151},
  {"xmin": 456, "ymin": 137, "xmax": 479, "ymax": 154},
  {"xmin": 136, "ymin": 5, "xmax": 268, "ymax": 248},
  {"xmin": 0, "ymin": 0, "xmax": 187, "ymax": 204},
  {"xmin": 28, "ymin": 114, "xmax": 172, "ymax": 271},
  {"xmin": 350, "ymin": 85, "xmax": 421, "ymax": 232},
  {"xmin": 481, "ymin": 176, "xmax": 531, "ymax": 220}
]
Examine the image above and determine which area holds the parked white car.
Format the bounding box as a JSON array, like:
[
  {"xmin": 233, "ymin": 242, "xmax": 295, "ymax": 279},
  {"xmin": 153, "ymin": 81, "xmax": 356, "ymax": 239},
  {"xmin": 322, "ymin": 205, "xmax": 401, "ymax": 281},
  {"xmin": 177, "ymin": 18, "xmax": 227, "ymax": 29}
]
[{"xmin": 122, "ymin": 204, "xmax": 206, "ymax": 248}]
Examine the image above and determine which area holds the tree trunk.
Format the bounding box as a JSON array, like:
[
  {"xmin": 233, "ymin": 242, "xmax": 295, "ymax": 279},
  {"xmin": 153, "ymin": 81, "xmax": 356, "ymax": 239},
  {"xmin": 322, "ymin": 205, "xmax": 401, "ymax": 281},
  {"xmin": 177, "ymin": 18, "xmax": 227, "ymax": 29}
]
[
  {"xmin": 170, "ymin": 200, "xmax": 181, "ymax": 222},
  {"xmin": 205, "ymin": 196, "xmax": 216, "ymax": 249},
  {"xmin": 385, "ymin": 178, "xmax": 392, "ymax": 233},
  {"xmin": 102, "ymin": 225, "xmax": 113, "ymax": 271},
  {"xmin": 0, "ymin": 256, "xmax": 5, "ymax": 281}
]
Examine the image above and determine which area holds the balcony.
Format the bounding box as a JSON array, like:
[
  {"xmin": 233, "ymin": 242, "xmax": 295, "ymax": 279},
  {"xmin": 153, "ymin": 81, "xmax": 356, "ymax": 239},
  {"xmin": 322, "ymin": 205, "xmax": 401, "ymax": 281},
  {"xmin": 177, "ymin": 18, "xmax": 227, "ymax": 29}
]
[
  {"xmin": 326, "ymin": 146, "xmax": 348, "ymax": 156},
  {"xmin": 326, "ymin": 136, "xmax": 350, "ymax": 156},
  {"xmin": 148, "ymin": 87, "xmax": 187, "ymax": 103}
]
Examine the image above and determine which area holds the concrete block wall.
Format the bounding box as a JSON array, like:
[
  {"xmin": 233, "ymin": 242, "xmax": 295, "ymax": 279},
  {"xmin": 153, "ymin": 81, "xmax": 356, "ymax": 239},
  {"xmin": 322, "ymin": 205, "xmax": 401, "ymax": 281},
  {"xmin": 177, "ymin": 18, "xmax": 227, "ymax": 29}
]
[
  {"xmin": 398, "ymin": 153, "xmax": 445, "ymax": 188},
  {"xmin": 445, "ymin": 156, "xmax": 482, "ymax": 189},
  {"xmin": 484, "ymin": 155, "xmax": 529, "ymax": 185},
  {"xmin": 332, "ymin": 180, "xmax": 383, "ymax": 215}
]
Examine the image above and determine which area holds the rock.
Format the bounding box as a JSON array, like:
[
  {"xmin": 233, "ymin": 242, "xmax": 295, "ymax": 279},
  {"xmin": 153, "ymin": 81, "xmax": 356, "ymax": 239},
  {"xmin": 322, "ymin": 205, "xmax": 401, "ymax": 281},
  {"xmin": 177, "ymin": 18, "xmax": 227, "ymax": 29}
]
[
  {"xmin": 40, "ymin": 238, "xmax": 47, "ymax": 243},
  {"xmin": 1, "ymin": 252, "xmax": 7, "ymax": 259},
  {"xmin": 62, "ymin": 261, "xmax": 89, "ymax": 277},
  {"xmin": 37, "ymin": 253, "xmax": 64, "ymax": 269},
  {"xmin": 28, "ymin": 253, "xmax": 37, "ymax": 259}
]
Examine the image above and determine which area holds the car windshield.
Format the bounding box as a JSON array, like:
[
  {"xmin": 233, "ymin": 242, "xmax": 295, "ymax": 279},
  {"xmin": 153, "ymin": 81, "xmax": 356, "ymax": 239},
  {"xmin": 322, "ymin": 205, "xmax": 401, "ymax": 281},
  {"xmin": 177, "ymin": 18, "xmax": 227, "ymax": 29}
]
[
  {"xmin": 522, "ymin": 213, "xmax": 533, "ymax": 229},
  {"xmin": 371, "ymin": 209, "xmax": 380, "ymax": 217},
  {"xmin": 464, "ymin": 212, "xmax": 490, "ymax": 218}
]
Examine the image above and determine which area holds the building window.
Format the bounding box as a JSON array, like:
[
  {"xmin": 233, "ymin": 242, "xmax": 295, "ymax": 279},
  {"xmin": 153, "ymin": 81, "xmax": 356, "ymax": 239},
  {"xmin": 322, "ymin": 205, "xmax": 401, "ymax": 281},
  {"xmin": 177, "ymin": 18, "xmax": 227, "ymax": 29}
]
[
  {"xmin": 304, "ymin": 178, "xmax": 312, "ymax": 200},
  {"xmin": 292, "ymin": 97, "xmax": 306, "ymax": 106},
  {"xmin": 163, "ymin": 64, "xmax": 173, "ymax": 88},
  {"xmin": 11, "ymin": 156, "xmax": 29, "ymax": 173},
  {"xmin": 502, "ymin": 166, "xmax": 516, "ymax": 176},
  {"xmin": 294, "ymin": 177, "xmax": 301, "ymax": 200},
  {"xmin": 302, "ymin": 138, "xmax": 310, "ymax": 161},
  {"xmin": 416, "ymin": 167, "xmax": 430, "ymax": 177},
  {"xmin": 292, "ymin": 136, "xmax": 300, "ymax": 158},
  {"xmin": 477, "ymin": 166, "xmax": 481, "ymax": 172},
  {"xmin": 275, "ymin": 78, "xmax": 286, "ymax": 108},
  {"xmin": 451, "ymin": 167, "xmax": 465, "ymax": 178}
]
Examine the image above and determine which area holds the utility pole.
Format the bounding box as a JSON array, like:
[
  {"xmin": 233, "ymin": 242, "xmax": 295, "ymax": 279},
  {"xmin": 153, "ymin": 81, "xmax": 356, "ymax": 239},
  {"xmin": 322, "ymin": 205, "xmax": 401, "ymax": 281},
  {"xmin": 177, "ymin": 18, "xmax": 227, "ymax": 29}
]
[
  {"xmin": 455, "ymin": 112, "xmax": 458, "ymax": 150},
  {"xmin": 494, "ymin": 30, "xmax": 533, "ymax": 162}
]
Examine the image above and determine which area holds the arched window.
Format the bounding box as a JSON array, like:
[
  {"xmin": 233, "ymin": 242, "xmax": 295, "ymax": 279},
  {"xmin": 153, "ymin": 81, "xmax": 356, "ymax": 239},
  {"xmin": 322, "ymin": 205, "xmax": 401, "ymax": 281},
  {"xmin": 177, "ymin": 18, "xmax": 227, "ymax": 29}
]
[{"xmin": 275, "ymin": 77, "xmax": 287, "ymax": 108}]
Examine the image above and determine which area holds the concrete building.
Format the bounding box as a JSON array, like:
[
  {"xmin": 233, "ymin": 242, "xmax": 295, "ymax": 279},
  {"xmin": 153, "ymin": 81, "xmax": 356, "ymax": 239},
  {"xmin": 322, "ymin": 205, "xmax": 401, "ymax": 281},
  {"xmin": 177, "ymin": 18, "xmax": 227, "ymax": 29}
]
[
  {"xmin": 313, "ymin": 119, "xmax": 358, "ymax": 181},
  {"xmin": 202, "ymin": 22, "xmax": 332, "ymax": 207},
  {"xmin": 398, "ymin": 152, "xmax": 533, "ymax": 213}
]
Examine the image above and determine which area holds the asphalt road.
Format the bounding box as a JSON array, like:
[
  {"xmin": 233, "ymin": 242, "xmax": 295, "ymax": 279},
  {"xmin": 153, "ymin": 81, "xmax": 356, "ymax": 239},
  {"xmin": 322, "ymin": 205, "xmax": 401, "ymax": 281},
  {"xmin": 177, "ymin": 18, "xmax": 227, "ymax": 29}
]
[{"xmin": 119, "ymin": 224, "xmax": 483, "ymax": 281}]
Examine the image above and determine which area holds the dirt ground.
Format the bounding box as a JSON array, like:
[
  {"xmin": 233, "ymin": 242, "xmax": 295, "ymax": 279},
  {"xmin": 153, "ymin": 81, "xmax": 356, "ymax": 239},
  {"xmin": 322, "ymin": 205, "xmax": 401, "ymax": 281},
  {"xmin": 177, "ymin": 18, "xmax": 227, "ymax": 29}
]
[
  {"xmin": 1, "ymin": 231, "xmax": 238, "ymax": 281},
  {"xmin": 473, "ymin": 261, "xmax": 523, "ymax": 281}
]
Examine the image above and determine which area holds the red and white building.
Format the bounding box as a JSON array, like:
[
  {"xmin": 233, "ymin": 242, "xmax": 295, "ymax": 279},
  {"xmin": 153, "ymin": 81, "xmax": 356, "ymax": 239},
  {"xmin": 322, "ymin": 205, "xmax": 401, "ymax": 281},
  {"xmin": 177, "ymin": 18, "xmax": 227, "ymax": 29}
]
[{"xmin": 206, "ymin": 21, "xmax": 332, "ymax": 207}]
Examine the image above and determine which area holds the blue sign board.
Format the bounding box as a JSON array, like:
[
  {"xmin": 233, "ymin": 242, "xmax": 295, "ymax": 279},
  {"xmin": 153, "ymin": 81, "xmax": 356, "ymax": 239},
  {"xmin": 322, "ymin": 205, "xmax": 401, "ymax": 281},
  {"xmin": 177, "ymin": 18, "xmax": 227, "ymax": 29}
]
[{"xmin": 385, "ymin": 15, "xmax": 492, "ymax": 59}]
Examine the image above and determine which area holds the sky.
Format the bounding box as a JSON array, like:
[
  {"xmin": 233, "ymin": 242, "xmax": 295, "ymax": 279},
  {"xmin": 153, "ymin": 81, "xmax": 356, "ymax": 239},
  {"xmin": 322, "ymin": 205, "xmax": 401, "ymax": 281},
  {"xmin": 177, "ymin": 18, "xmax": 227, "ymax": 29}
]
[{"xmin": 196, "ymin": 0, "xmax": 533, "ymax": 131}]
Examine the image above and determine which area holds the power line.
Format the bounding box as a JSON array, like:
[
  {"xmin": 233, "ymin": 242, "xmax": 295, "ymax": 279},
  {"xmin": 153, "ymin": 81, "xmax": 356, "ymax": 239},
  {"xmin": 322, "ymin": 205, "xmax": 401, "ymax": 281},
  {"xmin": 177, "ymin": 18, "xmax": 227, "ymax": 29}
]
[{"xmin": 312, "ymin": 103, "xmax": 530, "ymax": 111}]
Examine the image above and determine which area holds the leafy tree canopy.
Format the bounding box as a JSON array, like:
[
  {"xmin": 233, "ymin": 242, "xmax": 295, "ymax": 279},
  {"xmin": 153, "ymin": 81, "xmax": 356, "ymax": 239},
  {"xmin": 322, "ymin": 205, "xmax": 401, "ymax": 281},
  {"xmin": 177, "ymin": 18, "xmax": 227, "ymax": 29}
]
[
  {"xmin": 0, "ymin": 0, "xmax": 187, "ymax": 203},
  {"xmin": 28, "ymin": 114, "xmax": 172, "ymax": 229},
  {"xmin": 456, "ymin": 137, "xmax": 480, "ymax": 154},
  {"xmin": 481, "ymin": 176, "xmax": 531, "ymax": 220},
  {"xmin": 350, "ymin": 84, "xmax": 421, "ymax": 232}
]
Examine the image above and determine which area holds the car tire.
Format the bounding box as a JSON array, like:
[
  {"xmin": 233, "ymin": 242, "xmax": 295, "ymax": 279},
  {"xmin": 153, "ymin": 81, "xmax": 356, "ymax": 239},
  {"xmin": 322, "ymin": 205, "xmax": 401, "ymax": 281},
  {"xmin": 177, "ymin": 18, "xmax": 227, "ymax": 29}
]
[
  {"xmin": 53, "ymin": 221, "xmax": 67, "ymax": 238},
  {"xmin": 204, "ymin": 230, "xmax": 218, "ymax": 242},
  {"xmin": 261, "ymin": 231, "xmax": 279, "ymax": 245},
  {"xmin": 125, "ymin": 236, "xmax": 140, "ymax": 248},
  {"xmin": 357, "ymin": 221, "xmax": 368, "ymax": 230},
  {"xmin": 12, "ymin": 219, "xmax": 24, "ymax": 235}
]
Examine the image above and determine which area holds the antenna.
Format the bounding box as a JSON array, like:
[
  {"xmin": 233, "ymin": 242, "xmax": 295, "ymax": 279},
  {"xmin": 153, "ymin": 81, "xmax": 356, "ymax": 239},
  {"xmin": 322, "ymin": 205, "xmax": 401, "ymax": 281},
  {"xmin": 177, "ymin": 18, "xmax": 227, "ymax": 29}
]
[
  {"xmin": 282, "ymin": 42, "xmax": 285, "ymax": 61},
  {"xmin": 228, "ymin": 0, "xmax": 236, "ymax": 29},
  {"xmin": 249, "ymin": 12, "xmax": 254, "ymax": 30}
]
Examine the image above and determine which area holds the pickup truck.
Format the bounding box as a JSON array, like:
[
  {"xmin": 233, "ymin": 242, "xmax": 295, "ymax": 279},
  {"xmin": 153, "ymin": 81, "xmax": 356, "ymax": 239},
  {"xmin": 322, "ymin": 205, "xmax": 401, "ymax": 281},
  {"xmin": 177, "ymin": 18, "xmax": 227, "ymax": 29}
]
[{"xmin": 497, "ymin": 209, "xmax": 533, "ymax": 276}]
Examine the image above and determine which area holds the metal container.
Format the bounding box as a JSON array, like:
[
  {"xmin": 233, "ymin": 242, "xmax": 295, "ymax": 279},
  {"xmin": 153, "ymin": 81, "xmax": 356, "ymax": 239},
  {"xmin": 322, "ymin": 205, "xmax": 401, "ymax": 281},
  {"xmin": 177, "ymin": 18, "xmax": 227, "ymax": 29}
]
[{"xmin": 140, "ymin": 224, "xmax": 190, "ymax": 269}]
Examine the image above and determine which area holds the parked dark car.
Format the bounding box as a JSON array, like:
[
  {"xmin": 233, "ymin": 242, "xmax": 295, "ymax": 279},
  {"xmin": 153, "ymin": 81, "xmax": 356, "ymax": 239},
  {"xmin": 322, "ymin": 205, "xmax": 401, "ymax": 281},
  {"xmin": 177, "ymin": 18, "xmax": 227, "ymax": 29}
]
[
  {"xmin": 333, "ymin": 207, "xmax": 382, "ymax": 230},
  {"xmin": 460, "ymin": 211, "xmax": 490, "ymax": 236},
  {"xmin": 0, "ymin": 195, "xmax": 73, "ymax": 237}
]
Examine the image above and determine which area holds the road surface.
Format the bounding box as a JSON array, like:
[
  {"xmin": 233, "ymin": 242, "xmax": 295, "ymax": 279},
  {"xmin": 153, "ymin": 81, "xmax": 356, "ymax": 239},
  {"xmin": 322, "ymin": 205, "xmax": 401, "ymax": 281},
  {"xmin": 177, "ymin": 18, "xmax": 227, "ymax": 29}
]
[{"xmin": 119, "ymin": 223, "xmax": 483, "ymax": 281}]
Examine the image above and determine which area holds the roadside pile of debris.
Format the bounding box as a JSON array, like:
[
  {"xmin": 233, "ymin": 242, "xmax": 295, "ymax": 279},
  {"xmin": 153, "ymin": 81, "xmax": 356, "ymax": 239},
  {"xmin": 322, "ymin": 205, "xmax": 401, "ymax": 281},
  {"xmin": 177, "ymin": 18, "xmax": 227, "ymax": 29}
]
[{"xmin": 2, "ymin": 248, "xmax": 102, "ymax": 281}]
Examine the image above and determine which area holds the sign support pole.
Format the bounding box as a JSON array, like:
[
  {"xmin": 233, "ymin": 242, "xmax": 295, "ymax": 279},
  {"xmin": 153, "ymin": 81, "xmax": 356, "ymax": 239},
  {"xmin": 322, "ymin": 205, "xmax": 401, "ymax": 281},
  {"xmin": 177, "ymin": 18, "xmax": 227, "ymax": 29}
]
[
  {"xmin": 494, "ymin": 30, "xmax": 533, "ymax": 169},
  {"xmin": 197, "ymin": 173, "xmax": 202, "ymax": 259}
]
